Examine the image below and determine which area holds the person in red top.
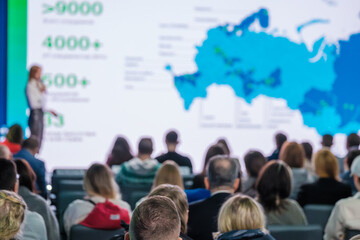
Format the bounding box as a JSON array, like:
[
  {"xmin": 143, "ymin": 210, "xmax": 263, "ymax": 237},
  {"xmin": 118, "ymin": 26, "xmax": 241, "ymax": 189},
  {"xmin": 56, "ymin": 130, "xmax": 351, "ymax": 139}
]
[{"xmin": 1, "ymin": 124, "xmax": 23, "ymax": 154}]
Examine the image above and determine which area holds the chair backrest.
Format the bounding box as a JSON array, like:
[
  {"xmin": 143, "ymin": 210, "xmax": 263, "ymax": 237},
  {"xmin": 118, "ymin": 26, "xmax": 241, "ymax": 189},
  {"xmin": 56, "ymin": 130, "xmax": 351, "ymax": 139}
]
[
  {"xmin": 51, "ymin": 169, "xmax": 86, "ymax": 194},
  {"xmin": 70, "ymin": 224, "xmax": 125, "ymax": 240},
  {"xmin": 119, "ymin": 181, "xmax": 152, "ymax": 210},
  {"xmin": 58, "ymin": 180, "xmax": 84, "ymax": 193},
  {"xmin": 268, "ymin": 225, "xmax": 323, "ymax": 240},
  {"xmin": 346, "ymin": 229, "xmax": 360, "ymax": 240},
  {"xmin": 57, "ymin": 191, "xmax": 86, "ymax": 217},
  {"xmin": 304, "ymin": 204, "xmax": 334, "ymax": 230}
]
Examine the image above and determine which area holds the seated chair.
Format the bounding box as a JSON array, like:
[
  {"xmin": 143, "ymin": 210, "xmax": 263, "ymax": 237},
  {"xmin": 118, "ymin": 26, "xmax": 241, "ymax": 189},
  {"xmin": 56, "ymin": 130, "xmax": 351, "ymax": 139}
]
[
  {"xmin": 304, "ymin": 204, "xmax": 334, "ymax": 230},
  {"xmin": 268, "ymin": 225, "xmax": 323, "ymax": 240},
  {"xmin": 70, "ymin": 224, "xmax": 125, "ymax": 240}
]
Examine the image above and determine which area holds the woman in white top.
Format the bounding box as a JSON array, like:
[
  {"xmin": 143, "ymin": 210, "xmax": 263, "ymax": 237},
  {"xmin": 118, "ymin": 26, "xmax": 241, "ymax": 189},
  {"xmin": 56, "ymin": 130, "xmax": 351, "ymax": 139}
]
[
  {"xmin": 63, "ymin": 163, "xmax": 131, "ymax": 237},
  {"xmin": 26, "ymin": 65, "xmax": 47, "ymax": 148}
]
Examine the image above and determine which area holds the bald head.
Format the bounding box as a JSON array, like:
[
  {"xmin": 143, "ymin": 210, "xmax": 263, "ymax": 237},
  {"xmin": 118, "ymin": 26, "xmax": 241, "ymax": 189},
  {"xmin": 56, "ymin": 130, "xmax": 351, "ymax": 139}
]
[
  {"xmin": 206, "ymin": 155, "xmax": 239, "ymax": 190},
  {"xmin": 0, "ymin": 145, "xmax": 12, "ymax": 160}
]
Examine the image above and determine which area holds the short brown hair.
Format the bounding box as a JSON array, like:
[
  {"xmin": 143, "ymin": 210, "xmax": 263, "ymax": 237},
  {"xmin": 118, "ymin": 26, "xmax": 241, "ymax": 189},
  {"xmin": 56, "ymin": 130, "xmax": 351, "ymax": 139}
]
[
  {"xmin": 83, "ymin": 163, "xmax": 118, "ymax": 199},
  {"xmin": 14, "ymin": 159, "xmax": 37, "ymax": 193},
  {"xmin": 149, "ymin": 184, "xmax": 188, "ymax": 234},
  {"xmin": 0, "ymin": 190, "xmax": 26, "ymax": 239},
  {"xmin": 280, "ymin": 142, "xmax": 305, "ymax": 168},
  {"xmin": 314, "ymin": 149, "xmax": 339, "ymax": 179},
  {"xmin": 130, "ymin": 196, "xmax": 180, "ymax": 240},
  {"xmin": 152, "ymin": 161, "xmax": 184, "ymax": 190},
  {"xmin": 218, "ymin": 194, "xmax": 266, "ymax": 233}
]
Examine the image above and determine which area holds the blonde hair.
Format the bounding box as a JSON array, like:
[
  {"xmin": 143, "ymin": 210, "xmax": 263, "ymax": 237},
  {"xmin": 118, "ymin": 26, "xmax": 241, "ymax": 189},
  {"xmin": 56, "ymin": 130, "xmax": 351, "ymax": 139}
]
[
  {"xmin": 0, "ymin": 190, "xmax": 26, "ymax": 240},
  {"xmin": 152, "ymin": 161, "xmax": 184, "ymax": 189},
  {"xmin": 218, "ymin": 194, "xmax": 266, "ymax": 233},
  {"xmin": 314, "ymin": 149, "xmax": 339, "ymax": 179},
  {"xmin": 149, "ymin": 184, "xmax": 188, "ymax": 234},
  {"xmin": 83, "ymin": 163, "xmax": 119, "ymax": 199}
]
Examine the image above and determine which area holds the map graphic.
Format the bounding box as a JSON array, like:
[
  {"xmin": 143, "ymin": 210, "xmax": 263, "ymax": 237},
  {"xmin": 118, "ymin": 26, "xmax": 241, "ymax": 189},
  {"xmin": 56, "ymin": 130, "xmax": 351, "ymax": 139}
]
[{"xmin": 167, "ymin": 8, "xmax": 360, "ymax": 135}]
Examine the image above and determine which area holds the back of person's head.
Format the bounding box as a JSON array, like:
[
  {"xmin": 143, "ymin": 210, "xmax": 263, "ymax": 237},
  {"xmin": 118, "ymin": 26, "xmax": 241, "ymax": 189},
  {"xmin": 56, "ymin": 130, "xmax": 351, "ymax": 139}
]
[
  {"xmin": 322, "ymin": 134, "xmax": 333, "ymax": 148},
  {"xmin": 6, "ymin": 124, "xmax": 24, "ymax": 145},
  {"xmin": 347, "ymin": 133, "xmax": 360, "ymax": 149},
  {"xmin": 217, "ymin": 138, "xmax": 231, "ymax": 155},
  {"xmin": 148, "ymin": 184, "xmax": 188, "ymax": 234},
  {"xmin": 256, "ymin": 160, "xmax": 292, "ymax": 212},
  {"xmin": 22, "ymin": 137, "xmax": 40, "ymax": 151},
  {"xmin": 14, "ymin": 159, "xmax": 37, "ymax": 193},
  {"xmin": 128, "ymin": 196, "xmax": 181, "ymax": 240},
  {"xmin": 28, "ymin": 65, "xmax": 41, "ymax": 81},
  {"xmin": 138, "ymin": 138, "xmax": 153, "ymax": 155},
  {"xmin": 0, "ymin": 145, "xmax": 11, "ymax": 160},
  {"xmin": 218, "ymin": 194, "xmax": 266, "ymax": 233},
  {"xmin": 301, "ymin": 142, "xmax": 313, "ymax": 162},
  {"xmin": 279, "ymin": 141, "xmax": 305, "ymax": 168},
  {"xmin": 111, "ymin": 136, "xmax": 133, "ymax": 165},
  {"xmin": 275, "ymin": 133, "xmax": 287, "ymax": 149},
  {"xmin": 0, "ymin": 159, "xmax": 17, "ymax": 191},
  {"xmin": 83, "ymin": 163, "xmax": 118, "ymax": 199},
  {"xmin": 165, "ymin": 131, "xmax": 178, "ymax": 144},
  {"xmin": 202, "ymin": 144, "xmax": 226, "ymax": 174},
  {"xmin": 244, "ymin": 151, "xmax": 266, "ymax": 178},
  {"xmin": 0, "ymin": 190, "xmax": 26, "ymax": 240},
  {"xmin": 152, "ymin": 161, "xmax": 184, "ymax": 190},
  {"xmin": 347, "ymin": 150, "xmax": 360, "ymax": 169},
  {"xmin": 314, "ymin": 149, "xmax": 339, "ymax": 179},
  {"xmin": 206, "ymin": 155, "xmax": 238, "ymax": 190}
]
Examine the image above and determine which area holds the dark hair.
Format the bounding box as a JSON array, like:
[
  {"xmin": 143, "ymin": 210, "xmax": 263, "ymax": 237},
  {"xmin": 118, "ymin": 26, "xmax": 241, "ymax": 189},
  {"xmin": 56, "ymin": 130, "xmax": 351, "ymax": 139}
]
[
  {"xmin": 301, "ymin": 142, "xmax": 313, "ymax": 162},
  {"xmin": 108, "ymin": 137, "xmax": 133, "ymax": 167},
  {"xmin": 280, "ymin": 142, "xmax": 305, "ymax": 168},
  {"xmin": 6, "ymin": 124, "xmax": 24, "ymax": 145},
  {"xmin": 130, "ymin": 196, "xmax": 180, "ymax": 240},
  {"xmin": 207, "ymin": 156, "xmax": 238, "ymax": 189},
  {"xmin": 165, "ymin": 131, "xmax": 178, "ymax": 144},
  {"xmin": 322, "ymin": 134, "xmax": 333, "ymax": 147},
  {"xmin": 22, "ymin": 137, "xmax": 40, "ymax": 150},
  {"xmin": 347, "ymin": 150, "xmax": 360, "ymax": 169},
  {"xmin": 256, "ymin": 160, "xmax": 292, "ymax": 212},
  {"xmin": 244, "ymin": 151, "xmax": 266, "ymax": 177},
  {"xmin": 347, "ymin": 133, "xmax": 360, "ymax": 148},
  {"xmin": 14, "ymin": 159, "xmax": 37, "ymax": 192},
  {"xmin": 202, "ymin": 144, "xmax": 226, "ymax": 174},
  {"xmin": 217, "ymin": 139, "xmax": 231, "ymax": 155},
  {"xmin": 0, "ymin": 159, "xmax": 17, "ymax": 191},
  {"xmin": 138, "ymin": 138, "xmax": 153, "ymax": 155},
  {"xmin": 275, "ymin": 133, "xmax": 287, "ymax": 149}
]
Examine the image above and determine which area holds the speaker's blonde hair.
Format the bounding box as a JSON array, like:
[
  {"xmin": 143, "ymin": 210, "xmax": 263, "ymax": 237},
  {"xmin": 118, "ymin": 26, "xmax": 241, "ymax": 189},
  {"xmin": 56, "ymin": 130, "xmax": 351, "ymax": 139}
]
[
  {"xmin": 0, "ymin": 190, "xmax": 26, "ymax": 240},
  {"xmin": 218, "ymin": 194, "xmax": 266, "ymax": 233}
]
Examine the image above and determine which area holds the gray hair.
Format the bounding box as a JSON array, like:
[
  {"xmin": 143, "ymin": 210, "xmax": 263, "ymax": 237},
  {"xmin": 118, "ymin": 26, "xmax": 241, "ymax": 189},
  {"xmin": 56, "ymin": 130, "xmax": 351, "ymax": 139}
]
[{"xmin": 207, "ymin": 155, "xmax": 238, "ymax": 189}]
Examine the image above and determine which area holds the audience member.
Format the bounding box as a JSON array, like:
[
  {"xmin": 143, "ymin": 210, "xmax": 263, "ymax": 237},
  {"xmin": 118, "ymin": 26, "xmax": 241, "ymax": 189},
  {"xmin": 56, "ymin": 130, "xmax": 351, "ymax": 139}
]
[
  {"xmin": 148, "ymin": 184, "xmax": 192, "ymax": 240},
  {"xmin": 280, "ymin": 141, "xmax": 313, "ymax": 199},
  {"xmin": 106, "ymin": 136, "xmax": 133, "ymax": 167},
  {"xmin": 324, "ymin": 156, "xmax": 360, "ymax": 240},
  {"xmin": 64, "ymin": 163, "xmax": 131, "ymax": 236},
  {"xmin": 125, "ymin": 196, "xmax": 181, "ymax": 240},
  {"xmin": 191, "ymin": 144, "xmax": 226, "ymax": 189},
  {"xmin": 268, "ymin": 132, "xmax": 287, "ymax": 161},
  {"xmin": 0, "ymin": 145, "xmax": 12, "ymax": 160},
  {"xmin": 0, "ymin": 158, "xmax": 47, "ymax": 240},
  {"xmin": 341, "ymin": 133, "xmax": 360, "ymax": 174},
  {"xmin": 217, "ymin": 138, "xmax": 231, "ymax": 155},
  {"xmin": 242, "ymin": 150, "xmax": 266, "ymax": 198},
  {"xmin": 0, "ymin": 124, "xmax": 23, "ymax": 154},
  {"xmin": 0, "ymin": 190, "xmax": 26, "ymax": 240},
  {"xmin": 216, "ymin": 194, "xmax": 275, "ymax": 240},
  {"xmin": 301, "ymin": 142, "xmax": 316, "ymax": 176},
  {"xmin": 256, "ymin": 160, "xmax": 307, "ymax": 226},
  {"xmin": 15, "ymin": 159, "xmax": 60, "ymax": 240},
  {"xmin": 342, "ymin": 150, "xmax": 360, "ymax": 194},
  {"xmin": 297, "ymin": 149, "xmax": 352, "ymax": 207},
  {"xmin": 187, "ymin": 156, "xmax": 239, "ymax": 240},
  {"xmin": 322, "ymin": 134, "xmax": 334, "ymax": 149},
  {"xmin": 156, "ymin": 130, "xmax": 193, "ymax": 172},
  {"xmin": 116, "ymin": 138, "xmax": 161, "ymax": 185},
  {"xmin": 14, "ymin": 137, "xmax": 47, "ymax": 199}
]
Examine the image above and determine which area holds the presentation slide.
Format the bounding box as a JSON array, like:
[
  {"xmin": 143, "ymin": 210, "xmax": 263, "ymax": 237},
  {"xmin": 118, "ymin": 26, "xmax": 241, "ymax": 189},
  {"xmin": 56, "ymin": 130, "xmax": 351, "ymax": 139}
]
[{"xmin": 7, "ymin": 0, "xmax": 360, "ymax": 171}]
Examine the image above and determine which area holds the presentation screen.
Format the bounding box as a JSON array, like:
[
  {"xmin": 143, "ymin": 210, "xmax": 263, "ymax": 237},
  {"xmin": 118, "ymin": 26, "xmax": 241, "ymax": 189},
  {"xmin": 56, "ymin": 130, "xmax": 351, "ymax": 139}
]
[{"xmin": 7, "ymin": 0, "xmax": 360, "ymax": 171}]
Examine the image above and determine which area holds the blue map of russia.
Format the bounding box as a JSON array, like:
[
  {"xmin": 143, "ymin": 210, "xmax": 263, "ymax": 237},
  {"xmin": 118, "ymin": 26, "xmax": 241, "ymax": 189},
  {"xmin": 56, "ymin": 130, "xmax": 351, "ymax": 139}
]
[{"xmin": 166, "ymin": 8, "xmax": 360, "ymax": 135}]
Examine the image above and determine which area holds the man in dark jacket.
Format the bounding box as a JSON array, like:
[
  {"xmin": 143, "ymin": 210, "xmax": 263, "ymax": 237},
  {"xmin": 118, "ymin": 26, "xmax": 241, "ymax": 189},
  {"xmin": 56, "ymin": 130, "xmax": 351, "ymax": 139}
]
[{"xmin": 187, "ymin": 156, "xmax": 240, "ymax": 240}]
